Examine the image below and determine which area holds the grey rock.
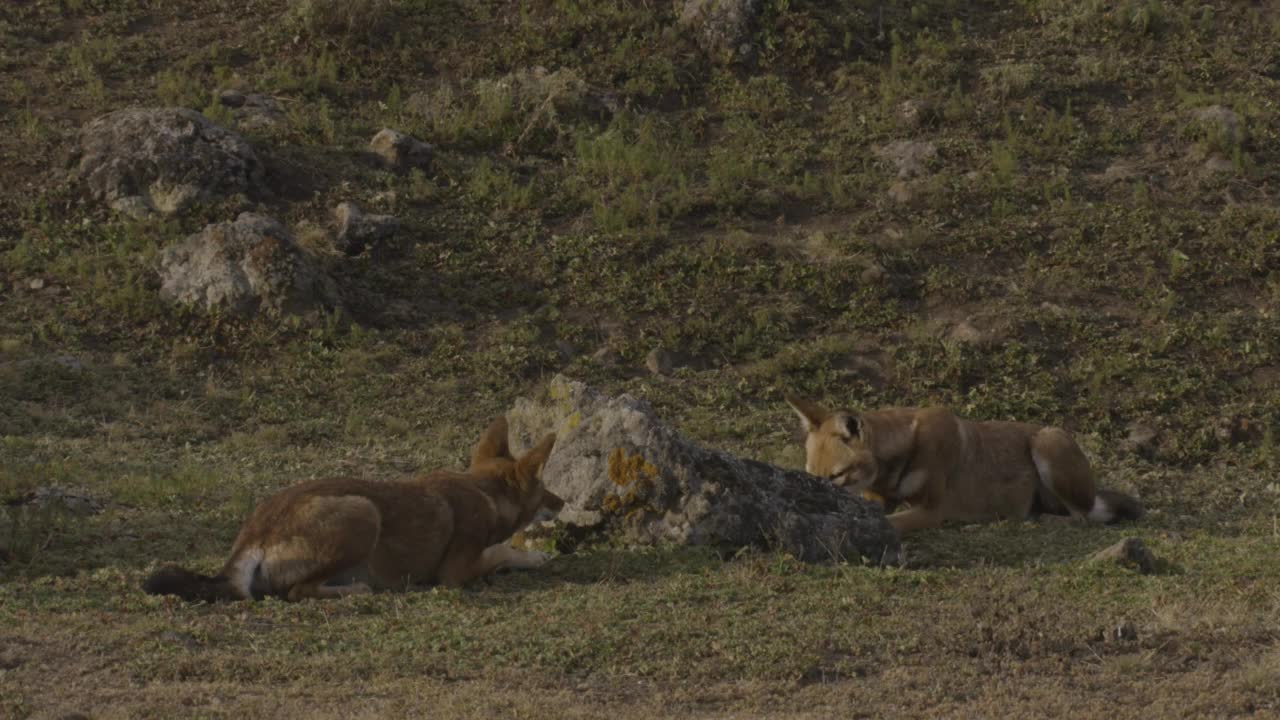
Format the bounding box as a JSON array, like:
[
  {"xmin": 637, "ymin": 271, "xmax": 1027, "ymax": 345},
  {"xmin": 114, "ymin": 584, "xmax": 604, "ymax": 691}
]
[
  {"xmin": 75, "ymin": 108, "xmax": 264, "ymax": 216},
  {"xmin": 1090, "ymin": 537, "xmax": 1157, "ymax": 574},
  {"xmin": 233, "ymin": 93, "xmax": 287, "ymax": 131},
  {"xmin": 158, "ymin": 212, "xmax": 342, "ymax": 317},
  {"xmin": 506, "ymin": 375, "xmax": 901, "ymax": 564},
  {"xmin": 677, "ymin": 0, "xmax": 761, "ymax": 61},
  {"xmin": 217, "ymin": 89, "xmax": 246, "ymax": 108},
  {"xmin": 14, "ymin": 487, "xmax": 102, "ymax": 516},
  {"xmin": 333, "ymin": 201, "xmax": 400, "ymax": 256},
  {"xmin": 369, "ymin": 128, "xmax": 434, "ymax": 171},
  {"xmin": 110, "ymin": 195, "xmax": 155, "ymax": 219}
]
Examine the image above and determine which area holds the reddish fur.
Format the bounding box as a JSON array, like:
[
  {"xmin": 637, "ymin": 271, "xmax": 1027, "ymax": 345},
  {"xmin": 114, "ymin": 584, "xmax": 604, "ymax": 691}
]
[
  {"xmin": 144, "ymin": 417, "xmax": 560, "ymax": 601},
  {"xmin": 785, "ymin": 395, "xmax": 1143, "ymax": 535}
]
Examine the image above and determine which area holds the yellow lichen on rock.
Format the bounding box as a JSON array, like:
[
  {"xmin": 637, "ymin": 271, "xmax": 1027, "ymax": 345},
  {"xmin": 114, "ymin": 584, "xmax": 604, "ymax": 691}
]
[{"xmin": 607, "ymin": 447, "xmax": 657, "ymax": 486}]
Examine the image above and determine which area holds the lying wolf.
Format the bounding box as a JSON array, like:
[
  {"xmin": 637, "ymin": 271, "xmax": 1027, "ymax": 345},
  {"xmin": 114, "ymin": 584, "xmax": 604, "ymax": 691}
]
[
  {"xmin": 144, "ymin": 416, "xmax": 560, "ymax": 601},
  {"xmin": 786, "ymin": 396, "xmax": 1142, "ymax": 535}
]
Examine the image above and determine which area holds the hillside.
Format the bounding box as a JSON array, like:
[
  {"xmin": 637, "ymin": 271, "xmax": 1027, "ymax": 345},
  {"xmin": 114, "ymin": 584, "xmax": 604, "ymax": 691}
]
[{"xmin": 1, "ymin": 1, "xmax": 1277, "ymax": 717}]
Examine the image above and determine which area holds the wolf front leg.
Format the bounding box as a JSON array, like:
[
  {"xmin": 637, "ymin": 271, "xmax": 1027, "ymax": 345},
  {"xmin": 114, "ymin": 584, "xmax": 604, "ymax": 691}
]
[
  {"xmin": 436, "ymin": 543, "xmax": 551, "ymax": 588},
  {"xmin": 885, "ymin": 505, "xmax": 943, "ymax": 534}
]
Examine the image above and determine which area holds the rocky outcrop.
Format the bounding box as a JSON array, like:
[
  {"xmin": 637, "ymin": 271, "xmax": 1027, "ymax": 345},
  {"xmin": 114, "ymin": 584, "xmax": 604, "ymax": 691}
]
[
  {"xmin": 507, "ymin": 375, "xmax": 900, "ymax": 564},
  {"xmin": 75, "ymin": 108, "xmax": 264, "ymax": 217}
]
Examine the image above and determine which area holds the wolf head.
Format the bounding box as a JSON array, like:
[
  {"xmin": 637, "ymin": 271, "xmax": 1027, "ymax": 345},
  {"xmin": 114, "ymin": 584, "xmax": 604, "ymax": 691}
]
[
  {"xmin": 468, "ymin": 415, "xmax": 562, "ymax": 527},
  {"xmin": 785, "ymin": 394, "xmax": 878, "ymax": 492}
]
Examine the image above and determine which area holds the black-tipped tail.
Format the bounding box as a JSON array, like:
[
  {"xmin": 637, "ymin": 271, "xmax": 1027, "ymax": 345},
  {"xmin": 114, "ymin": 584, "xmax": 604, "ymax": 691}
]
[
  {"xmin": 1090, "ymin": 489, "xmax": 1145, "ymax": 523},
  {"xmin": 143, "ymin": 564, "xmax": 242, "ymax": 602}
]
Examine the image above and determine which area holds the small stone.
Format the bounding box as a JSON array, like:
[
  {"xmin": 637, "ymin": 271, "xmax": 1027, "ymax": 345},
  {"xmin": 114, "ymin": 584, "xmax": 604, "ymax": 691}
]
[
  {"xmin": 859, "ymin": 264, "xmax": 887, "ymax": 285},
  {"xmin": 1202, "ymin": 154, "xmax": 1234, "ymax": 174},
  {"xmin": 897, "ymin": 99, "xmax": 934, "ymax": 129},
  {"xmin": 1122, "ymin": 422, "xmax": 1159, "ymax": 456},
  {"xmin": 29, "ymin": 278, "xmax": 45, "ymax": 290},
  {"xmin": 645, "ymin": 348, "xmax": 674, "ymax": 376},
  {"xmin": 218, "ymin": 88, "xmax": 247, "ymax": 108},
  {"xmin": 369, "ymin": 128, "xmax": 434, "ymax": 171},
  {"xmin": 109, "ymin": 195, "xmax": 155, "ymax": 219},
  {"xmin": 1090, "ymin": 537, "xmax": 1157, "ymax": 574},
  {"xmin": 590, "ymin": 346, "xmax": 620, "ymax": 365},
  {"xmin": 333, "ymin": 202, "xmax": 400, "ymax": 256}
]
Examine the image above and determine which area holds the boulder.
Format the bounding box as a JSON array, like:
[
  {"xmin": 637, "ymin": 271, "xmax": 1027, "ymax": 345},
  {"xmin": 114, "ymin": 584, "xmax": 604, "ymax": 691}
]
[
  {"xmin": 158, "ymin": 212, "xmax": 341, "ymax": 317},
  {"xmin": 75, "ymin": 108, "xmax": 264, "ymax": 216},
  {"xmin": 507, "ymin": 375, "xmax": 901, "ymax": 564},
  {"xmin": 369, "ymin": 128, "xmax": 434, "ymax": 171}
]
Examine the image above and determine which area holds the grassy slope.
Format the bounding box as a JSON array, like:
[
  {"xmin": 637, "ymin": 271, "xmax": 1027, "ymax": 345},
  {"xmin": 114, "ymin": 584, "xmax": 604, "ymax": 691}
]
[{"xmin": 1, "ymin": 0, "xmax": 1278, "ymax": 717}]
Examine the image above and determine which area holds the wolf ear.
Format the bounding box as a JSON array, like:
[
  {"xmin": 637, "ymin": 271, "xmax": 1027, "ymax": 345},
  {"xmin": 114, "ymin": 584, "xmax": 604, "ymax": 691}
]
[
  {"xmin": 471, "ymin": 416, "xmax": 512, "ymax": 467},
  {"xmin": 835, "ymin": 413, "xmax": 861, "ymax": 440},
  {"xmin": 785, "ymin": 394, "xmax": 829, "ymax": 433},
  {"xmin": 516, "ymin": 433, "xmax": 556, "ymax": 482}
]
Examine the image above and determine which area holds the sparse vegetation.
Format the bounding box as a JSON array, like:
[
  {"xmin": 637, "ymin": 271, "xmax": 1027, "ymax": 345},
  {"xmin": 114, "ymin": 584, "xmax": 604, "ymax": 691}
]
[{"xmin": 0, "ymin": 0, "xmax": 1277, "ymax": 717}]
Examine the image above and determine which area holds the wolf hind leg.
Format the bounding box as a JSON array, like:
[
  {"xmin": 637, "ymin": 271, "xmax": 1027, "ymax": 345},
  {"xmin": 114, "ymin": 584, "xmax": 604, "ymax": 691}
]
[
  {"xmin": 258, "ymin": 495, "xmax": 382, "ymax": 601},
  {"xmin": 1029, "ymin": 427, "xmax": 1097, "ymax": 520}
]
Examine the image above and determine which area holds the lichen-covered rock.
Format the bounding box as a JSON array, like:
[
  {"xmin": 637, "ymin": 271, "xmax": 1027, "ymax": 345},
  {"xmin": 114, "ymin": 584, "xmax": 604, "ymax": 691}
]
[
  {"xmin": 507, "ymin": 375, "xmax": 900, "ymax": 564},
  {"xmin": 74, "ymin": 108, "xmax": 264, "ymax": 216},
  {"xmin": 369, "ymin": 128, "xmax": 434, "ymax": 171},
  {"xmin": 158, "ymin": 212, "xmax": 341, "ymax": 317},
  {"xmin": 677, "ymin": 0, "xmax": 761, "ymax": 62}
]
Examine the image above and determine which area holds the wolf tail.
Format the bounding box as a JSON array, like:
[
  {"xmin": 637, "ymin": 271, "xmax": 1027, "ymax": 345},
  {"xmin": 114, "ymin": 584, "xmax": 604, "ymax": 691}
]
[
  {"xmin": 143, "ymin": 564, "xmax": 243, "ymax": 602},
  {"xmin": 1087, "ymin": 489, "xmax": 1145, "ymax": 523}
]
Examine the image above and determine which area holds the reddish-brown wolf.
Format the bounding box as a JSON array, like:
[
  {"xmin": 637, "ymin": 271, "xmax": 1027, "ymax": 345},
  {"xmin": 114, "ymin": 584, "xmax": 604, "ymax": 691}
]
[
  {"xmin": 786, "ymin": 396, "xmax": 1142, "ymax": 535},
  {"xmin": 144, "ymin": 416, "xmax": 561, "ymax": 601}
]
